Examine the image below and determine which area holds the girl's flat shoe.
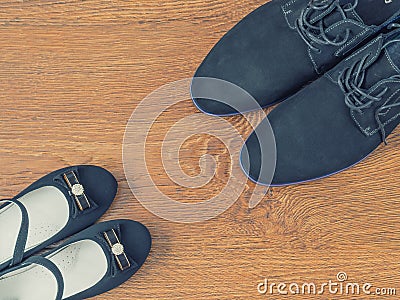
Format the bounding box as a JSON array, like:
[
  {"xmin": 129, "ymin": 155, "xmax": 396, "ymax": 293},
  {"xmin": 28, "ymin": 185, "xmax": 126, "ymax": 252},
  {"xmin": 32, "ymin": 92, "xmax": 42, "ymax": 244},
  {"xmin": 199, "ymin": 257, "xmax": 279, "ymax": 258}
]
[
  {"xmin": 0, "ymin": 165, "xmax": 117, "ymax": 271},
  {"xmin": 0, "ymin": 219, "xmax": 151, "ymax": 300}
]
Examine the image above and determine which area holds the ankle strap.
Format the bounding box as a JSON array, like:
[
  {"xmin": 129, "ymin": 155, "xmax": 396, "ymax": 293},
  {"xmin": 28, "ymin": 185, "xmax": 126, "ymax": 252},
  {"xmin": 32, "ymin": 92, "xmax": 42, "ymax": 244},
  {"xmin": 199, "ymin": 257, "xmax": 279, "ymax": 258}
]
[{"xmin": 0, "ymin": 199, "xmax": 29, "ymax": 267}]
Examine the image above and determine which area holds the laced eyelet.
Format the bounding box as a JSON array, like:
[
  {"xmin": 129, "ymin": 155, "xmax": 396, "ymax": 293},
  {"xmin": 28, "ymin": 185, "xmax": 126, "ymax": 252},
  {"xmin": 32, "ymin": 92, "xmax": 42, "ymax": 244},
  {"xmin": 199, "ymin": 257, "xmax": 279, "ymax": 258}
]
[
  {"xmin": 296, "ymin": 0, "xmax": 358, "ymax": 52},
  {"xmin": 339, "ymin": 42, "xmax": 400, "ymax": 143}
]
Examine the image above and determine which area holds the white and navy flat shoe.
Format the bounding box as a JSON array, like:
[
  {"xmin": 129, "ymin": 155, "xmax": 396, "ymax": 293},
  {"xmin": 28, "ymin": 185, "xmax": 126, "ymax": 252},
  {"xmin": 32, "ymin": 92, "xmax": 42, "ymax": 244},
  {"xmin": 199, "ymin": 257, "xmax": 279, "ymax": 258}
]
[
  {"xmin": 0, "ymin": 165, "xmax": 117, "ymax": 271},
  {"xmin": 0, "ymin": 220, "xmax": 151, "ymax": 300}
]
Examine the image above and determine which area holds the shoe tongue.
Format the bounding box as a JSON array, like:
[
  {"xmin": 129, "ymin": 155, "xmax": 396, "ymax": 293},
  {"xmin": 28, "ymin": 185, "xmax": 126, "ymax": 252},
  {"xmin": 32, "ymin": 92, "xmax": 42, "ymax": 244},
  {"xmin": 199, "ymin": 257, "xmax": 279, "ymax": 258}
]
[{"xmin": 385, "ymin": 41, "xmax": 400, "ymax": 70}]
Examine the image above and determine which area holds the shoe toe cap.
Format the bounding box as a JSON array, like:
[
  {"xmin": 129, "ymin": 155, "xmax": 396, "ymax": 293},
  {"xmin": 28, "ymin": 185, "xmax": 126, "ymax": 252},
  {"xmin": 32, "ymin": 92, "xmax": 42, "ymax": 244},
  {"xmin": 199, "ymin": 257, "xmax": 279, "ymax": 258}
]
[
  {"xmin": 240, "ymin": 120, "xmax": 276, "ymax": 185},
  {"xmin": 77, "ymin": 165, "xmax": 118, "ymax": 211},
  {"xmin": 119, "ymin": 220, "xmax": 152, "ymax": 267}
]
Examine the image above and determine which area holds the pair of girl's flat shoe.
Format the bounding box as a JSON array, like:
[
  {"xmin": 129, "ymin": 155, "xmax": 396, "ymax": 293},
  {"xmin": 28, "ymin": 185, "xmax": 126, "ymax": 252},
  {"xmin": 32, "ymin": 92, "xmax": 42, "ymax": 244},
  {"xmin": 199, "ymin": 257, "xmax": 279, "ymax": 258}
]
[{"xmin": 0, "ymin": 165, "xmax": 151, "ymax": 300}]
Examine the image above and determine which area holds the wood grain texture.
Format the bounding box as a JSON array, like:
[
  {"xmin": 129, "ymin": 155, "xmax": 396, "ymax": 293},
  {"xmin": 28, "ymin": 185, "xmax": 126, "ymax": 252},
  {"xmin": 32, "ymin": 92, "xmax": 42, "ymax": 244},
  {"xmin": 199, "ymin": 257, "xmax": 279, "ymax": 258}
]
[{"xmin": 0, "ymin": 0, "xmax": 399, "ymax": 299}]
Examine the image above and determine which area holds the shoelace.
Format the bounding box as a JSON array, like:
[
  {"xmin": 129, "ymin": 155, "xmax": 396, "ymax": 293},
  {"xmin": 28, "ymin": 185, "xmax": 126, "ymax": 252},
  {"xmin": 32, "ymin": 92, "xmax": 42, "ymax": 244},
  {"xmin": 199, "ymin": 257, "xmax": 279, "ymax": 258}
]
[
  {"xmin": 338, "ymin": 38, "xmax": 400, "ymax": 144},
  {"xmin": 296, "ymin": 0, "xmax": 359, "ymax": 53}
]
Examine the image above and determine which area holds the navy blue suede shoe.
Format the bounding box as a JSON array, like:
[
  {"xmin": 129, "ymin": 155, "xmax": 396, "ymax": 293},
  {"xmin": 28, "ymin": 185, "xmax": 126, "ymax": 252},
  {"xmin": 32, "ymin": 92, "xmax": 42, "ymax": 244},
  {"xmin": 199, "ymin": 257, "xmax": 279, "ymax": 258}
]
[
  {"xmin": 192, "ymin": 0, "xmax": 400, "ymax": 116},
  {"xmin": 241, "ymin": 26, "xmax": 400, "ymax": 186},
  {"xmin": 0, "ymin": 220, "xmax": 151, "ymax": 300},
  {"xmin": 0, "ymin": 165, "xmax": 117, "ymax": 272}
]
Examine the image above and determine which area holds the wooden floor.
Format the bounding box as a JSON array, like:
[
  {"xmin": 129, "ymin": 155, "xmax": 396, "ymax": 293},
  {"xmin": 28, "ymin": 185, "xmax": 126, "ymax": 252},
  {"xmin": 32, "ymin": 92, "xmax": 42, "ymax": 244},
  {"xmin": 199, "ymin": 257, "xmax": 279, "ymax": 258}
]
[{"xmin": 1, "ymin": 1, "xmax": 399, "ymax": 299}]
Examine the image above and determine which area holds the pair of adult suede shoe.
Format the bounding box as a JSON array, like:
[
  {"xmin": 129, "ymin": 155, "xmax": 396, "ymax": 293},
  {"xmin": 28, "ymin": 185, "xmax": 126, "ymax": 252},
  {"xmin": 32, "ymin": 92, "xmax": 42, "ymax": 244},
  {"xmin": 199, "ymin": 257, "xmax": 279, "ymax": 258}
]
[
  {"xmin": 192, "ymin": 0, "xmax": 400, "ymax": 186},
  {"xmin": 0, "ymin": 166, "xmax": 151, "ymax": 300}
]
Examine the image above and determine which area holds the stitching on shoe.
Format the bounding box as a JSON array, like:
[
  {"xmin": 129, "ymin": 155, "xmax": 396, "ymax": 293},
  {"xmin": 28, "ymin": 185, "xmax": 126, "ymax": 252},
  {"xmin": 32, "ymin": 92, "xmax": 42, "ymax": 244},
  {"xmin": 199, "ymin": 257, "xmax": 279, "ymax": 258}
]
[
  {"xmin": 308, "ymin": 47, "xmax": 321, "ymax": 74},
  {"xmin": 308, "ymin": 21, "xmax": 369, "ymax": 71},
  {"xmin": 379, "ymin": 90, "xmax": 400, "ymax": 117},
  {"xmin": 310, "ymin": 7, "xmax": 330, "ymax": 24},
  {"xmin": 369, "ymin": 84, "xmax": 399, "ymax": 117},
  {"xmin": 308, "ymin": 2, "xmax": 364, "ymax": 25},
  {"xmin": 325, "ymin": 19, "xmax": 364, "ymax": 34},
  {"xmin": 335, "ymin": 27, "xmax": 371, "ymax": 56},
  {"xmin": 317, "ymin": 19, "xmax": 367, "ymax": 56},
  {"xmin": 349, "ymin": 8, "xmax": 363, "ymax": 24},
  {"xmin": 324, "ymin": 72, "xmax": 336, "ymax": 84},
  {"xmin": 281, "ymin": 0, "xmax": 298, "ymax": 9},
  {"xmin": 384, "ymin": 49, "xmax": 400, "ymax": 74},
  {"xmin": 351, "ymin": 84, "xmax": 400, "ymax": 136},
  {"xmin": 281, "ymin": 0, "xmax": 299, "ymax": 30},
  {"xmin": 344, "ymin": 36, "xmax": 382, "ymax": 62},
  {"xmin": 360, "ymin": 110, "xmax": 400, "ymax": 136},
  {"xmin": 286, "ymin": 1, "xmax": 370, "ymax": 71}
]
